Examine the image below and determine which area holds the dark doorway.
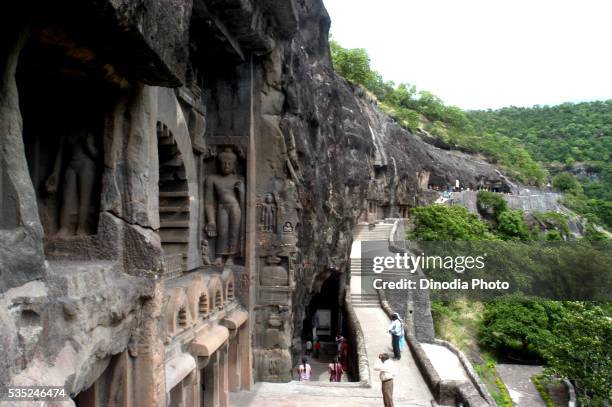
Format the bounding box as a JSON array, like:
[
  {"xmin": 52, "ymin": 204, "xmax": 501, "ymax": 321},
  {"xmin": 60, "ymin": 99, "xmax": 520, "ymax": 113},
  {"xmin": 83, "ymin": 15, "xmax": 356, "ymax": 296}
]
[{"xmin": 303, "ymin": 274, "xmax": 343, "ymax": 342}]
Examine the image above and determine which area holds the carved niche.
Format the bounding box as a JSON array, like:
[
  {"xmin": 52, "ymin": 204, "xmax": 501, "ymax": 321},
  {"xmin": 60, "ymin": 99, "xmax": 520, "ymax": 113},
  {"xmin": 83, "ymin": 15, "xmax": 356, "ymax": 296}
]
[{"xmin": 259, "ymin": 193, "xmax": 277, "ymax": 233}]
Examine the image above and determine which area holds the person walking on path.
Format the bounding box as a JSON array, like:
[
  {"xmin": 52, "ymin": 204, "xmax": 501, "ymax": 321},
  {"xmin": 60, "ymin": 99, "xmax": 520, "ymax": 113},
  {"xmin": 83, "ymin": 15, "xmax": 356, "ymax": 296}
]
[
  {"xmin": 314, "ymin": 339, "xmax": 321, "ymax": 358},
  {"xmin": 297, "ymin": 356, "xmax": 312, "ymax": 381},
  {"xmin": 374, "ymin": 353, "xmax": 396, "ymax": 407},
  {"xmin": 335, "ymin": 333, "xmax": 343, "ymax": 353},
  {"xmin": 305, "ymin": 339, "xmax": 313, "ymax": 356},
  {"xmin": 328, "ymin": 356, "xmax": 344, "ymax": 382},
  {"xmin": 388, "ymin": 313, "xmax": 403, "ymax": 360}
]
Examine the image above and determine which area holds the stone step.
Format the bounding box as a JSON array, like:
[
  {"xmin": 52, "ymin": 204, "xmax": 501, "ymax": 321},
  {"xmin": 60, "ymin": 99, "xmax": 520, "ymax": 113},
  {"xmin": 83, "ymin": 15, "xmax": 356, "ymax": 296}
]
[
  {"xmin": 160, "ymin": 220, "xmax": 190, "ymax": 228},
  {"xmin": 351, "ymin": 298, "xmax": 379, "ymax": 302},
  {"xmin": 160, "ymin": 155, "xmax": 184, "ymax": 167},
  {"xmin": 160, "ymin": 233, "xmax": 190, "ymax": 243},
  {"xmin": 351, "ymin": 296, "xmax": 378, "ymax": 302},
  {"xmin": 159, "ymin": 190, "xmax": 189, "ymax": 198},
  {"xmin": 351, "ymin": 292, "xmax": 378, "ymax": 297},
  {"xmin": 159, "ymin": 205, "xmax": 190, "ymax": 213},
  {"xmin": 356, "ymin": 237, "xmax": 390, "ymax": 241},
  {"xmin": 159, "ymin": 170, "xmax": 187, "ymax": 181}
]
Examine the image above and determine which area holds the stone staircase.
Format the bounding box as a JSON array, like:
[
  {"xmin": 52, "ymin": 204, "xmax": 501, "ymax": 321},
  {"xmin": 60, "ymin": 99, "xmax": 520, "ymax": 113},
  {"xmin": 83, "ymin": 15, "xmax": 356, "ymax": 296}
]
[
  {"xmin": 350, "ymin": 222, "xmax": 394, "ymax": 307},
  {"xmin": 157, "ymin": 122, "xmax": 190, "ymax": 274},
  {"xmin": 353, "ymin": 223, "xmax": 394, "ymax": 241}
]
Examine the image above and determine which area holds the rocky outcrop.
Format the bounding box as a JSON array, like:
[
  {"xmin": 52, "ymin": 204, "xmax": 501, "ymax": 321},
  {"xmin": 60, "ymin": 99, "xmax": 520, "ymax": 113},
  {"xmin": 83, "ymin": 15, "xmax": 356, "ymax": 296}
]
[{"xmin": 256, "ymin": 0, "xmax": 514, "ymax": 363}]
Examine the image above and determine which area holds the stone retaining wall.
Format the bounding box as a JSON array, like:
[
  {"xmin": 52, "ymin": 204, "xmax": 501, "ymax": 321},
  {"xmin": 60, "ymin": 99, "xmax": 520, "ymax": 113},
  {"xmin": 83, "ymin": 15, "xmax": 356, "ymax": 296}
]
[
  {"xmin": 434, "ymin": 339, "xmax": 496, "ymax": 405},
  {"xmin": 344, "ymin": 291, "xmax": 372, "ymax": 387}
]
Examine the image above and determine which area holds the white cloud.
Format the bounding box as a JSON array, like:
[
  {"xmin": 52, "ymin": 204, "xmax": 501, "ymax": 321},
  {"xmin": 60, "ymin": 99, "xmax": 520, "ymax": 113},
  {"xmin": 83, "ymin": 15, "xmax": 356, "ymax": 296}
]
[{"xmin": 323, "ymin": 0, "xmax": 612, "ymax": 109}]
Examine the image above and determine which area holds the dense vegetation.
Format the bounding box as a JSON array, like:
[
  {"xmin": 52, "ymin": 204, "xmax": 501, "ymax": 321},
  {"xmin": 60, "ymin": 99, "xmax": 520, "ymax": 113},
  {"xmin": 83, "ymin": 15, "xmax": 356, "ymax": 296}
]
[
  {"xmin": 408, "ymin": 205, "xmax": 495, "ymax": 241},
  {"xmin": 409, "ymin": 202, "xmax": 611, "ymax": 406},
  {"xmin": 480, "ymin": 299, "xmax": 611, "ymax": 406},
  {"xmin": 330, "ymin": 41, "xmax": 611, "ymax": 229},
  {"xmin": 410, "ymin": 192, "xmax": 565, "ymax": 242},
  {"xmin": 469, "ymin": 104, "xmax": 612, "ymax": 229}
]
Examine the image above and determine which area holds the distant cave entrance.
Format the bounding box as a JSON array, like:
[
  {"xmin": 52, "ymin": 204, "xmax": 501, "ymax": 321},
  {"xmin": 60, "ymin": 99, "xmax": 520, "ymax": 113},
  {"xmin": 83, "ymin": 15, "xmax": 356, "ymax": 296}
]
[
  {"xmin": 301, "ymin": 273, "xmax": 356, "ymax": 381},
  {"xmin": 303, "ymin": 274, "xmax": 342, "ymax": 342},
  {"xmin": 18, "ymin": 38, "xmax": 119, "ymax": 239}
]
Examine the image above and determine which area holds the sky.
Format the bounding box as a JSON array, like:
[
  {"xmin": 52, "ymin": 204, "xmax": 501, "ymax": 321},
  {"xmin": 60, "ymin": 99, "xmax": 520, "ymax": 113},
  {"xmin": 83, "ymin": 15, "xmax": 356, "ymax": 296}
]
[{"xmin": 323, "ymin": 0, "xmax": 612, "ymax": 110}]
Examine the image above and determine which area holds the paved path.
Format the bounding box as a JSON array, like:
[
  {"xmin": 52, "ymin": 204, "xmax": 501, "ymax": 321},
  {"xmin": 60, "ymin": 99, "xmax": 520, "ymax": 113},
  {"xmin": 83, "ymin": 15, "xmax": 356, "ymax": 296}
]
[
  {"xmin": 353, "ymin": 306, "xmax": 433, "ymax": 403},
  {"xmin": 230, "ymin": 382, "xmax": 433, "ymax": 407},
  {"xmin": 496, "ymin": 364, "xmax": 546, "ymax": 407}
]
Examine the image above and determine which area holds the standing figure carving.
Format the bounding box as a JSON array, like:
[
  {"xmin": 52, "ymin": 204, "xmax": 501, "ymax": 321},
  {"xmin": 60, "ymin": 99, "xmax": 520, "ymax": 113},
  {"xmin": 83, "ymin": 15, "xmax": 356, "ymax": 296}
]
[
  {"xmin": 260, "ymin": 193, "xmax": 277, "ymax": 233},
  {"xmin": 204, "ymin": 148, "xmax": 244, "ymax": 267},
  {"xmin": 45, "ymin": 131, "xmax": 100, "ymax": 236}
]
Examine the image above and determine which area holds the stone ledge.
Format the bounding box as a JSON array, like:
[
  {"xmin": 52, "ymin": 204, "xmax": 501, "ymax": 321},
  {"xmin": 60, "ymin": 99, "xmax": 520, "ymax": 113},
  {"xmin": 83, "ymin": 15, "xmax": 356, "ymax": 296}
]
[{"xmin": 434, "ymin": 338, "xmax": 496, "ymax": 406}]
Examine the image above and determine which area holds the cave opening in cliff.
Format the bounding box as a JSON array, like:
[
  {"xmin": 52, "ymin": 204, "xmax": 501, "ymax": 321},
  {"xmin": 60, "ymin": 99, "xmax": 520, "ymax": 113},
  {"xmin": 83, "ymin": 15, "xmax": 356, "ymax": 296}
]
[
  {"xmin": 301, "ymin": 272, "xmax": 357, "ymax": 381},
  {"xmin": 17, "ymin": 37, "xmax": 119, "ymax": 239},
  {"xmin": 303, "ymin": 274, "xmax": 342, "ymax": 342}
]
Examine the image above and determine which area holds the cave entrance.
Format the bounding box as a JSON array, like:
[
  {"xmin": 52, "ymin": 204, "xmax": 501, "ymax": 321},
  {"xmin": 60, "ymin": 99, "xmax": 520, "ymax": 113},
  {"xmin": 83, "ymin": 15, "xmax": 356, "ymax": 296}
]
[
  {"xmin": 304, "ymin": 274, "xmax": 342, "ymax": 342},
  {"xmin": 300, "ymin": 273, "xmax": 356, "ymax": 382}
]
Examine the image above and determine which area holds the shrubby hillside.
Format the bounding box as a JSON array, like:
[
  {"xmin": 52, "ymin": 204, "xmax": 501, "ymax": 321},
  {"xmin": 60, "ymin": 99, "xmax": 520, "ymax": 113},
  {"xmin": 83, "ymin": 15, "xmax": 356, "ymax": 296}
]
[
  {"xmin": 331, "ymin": 41, "xmax": 611, "ymax": 229},
  {"xmin": 468, "ymin": 103, "xmax": 612, "ymax": 229}
]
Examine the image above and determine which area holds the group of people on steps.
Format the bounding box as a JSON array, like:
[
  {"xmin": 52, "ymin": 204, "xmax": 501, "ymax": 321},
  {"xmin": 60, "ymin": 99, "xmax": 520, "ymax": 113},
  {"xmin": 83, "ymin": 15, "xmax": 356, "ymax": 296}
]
[
  {"xmin": 297, "ymin": 312, "xmax": 405, "ymax": 407},
  {"xmin": 297, "ymin": 333, "xmax": 349, "ymax": 382}
]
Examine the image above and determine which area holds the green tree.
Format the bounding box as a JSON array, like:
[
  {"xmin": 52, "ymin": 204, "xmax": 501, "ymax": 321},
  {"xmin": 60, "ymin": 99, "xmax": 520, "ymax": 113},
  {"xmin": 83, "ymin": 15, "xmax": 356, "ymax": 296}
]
[
  {"xmin": 329, "ymin": 41, "xmax": 374, "ymax": 88},
  {"xmin": 542, "ymin": 303, "xmax": 612, "ymax": 406},
  {"xmin": 496, "ymin": 210, "xmax": 532, "ymax": 241},
  {"xmin": 477, "ymin": 191, "xmax": 508, "ymax": 220},
  {"xmin": 552, "ymin": 172, "xmax": 582, "ymax": 194},
  {"xmin": 479, "ymin": 297, "xmax": 558, "ymax": 359},
  {"xmin": 409, "ymin": 205, "xmax": 495, "ymax": 241}
]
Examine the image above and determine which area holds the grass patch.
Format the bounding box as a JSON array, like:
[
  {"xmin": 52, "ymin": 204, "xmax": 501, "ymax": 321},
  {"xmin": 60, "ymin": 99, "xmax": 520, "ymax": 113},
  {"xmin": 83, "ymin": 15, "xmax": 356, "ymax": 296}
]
[
  {"xmin": 532, "ymin": 375, "xmax": 559, "ymax": 407},
  {"xmin": 431, "ymin": 300, "xmax": 483, "ymax": 356}
]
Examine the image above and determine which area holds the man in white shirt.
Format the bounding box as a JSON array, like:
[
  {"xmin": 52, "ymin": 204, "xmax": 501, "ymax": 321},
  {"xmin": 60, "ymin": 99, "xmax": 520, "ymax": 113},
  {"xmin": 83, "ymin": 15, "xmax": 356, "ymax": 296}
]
[{"xmin": 374, "ymin": 353, "xmax": 396, "ymax": 407}]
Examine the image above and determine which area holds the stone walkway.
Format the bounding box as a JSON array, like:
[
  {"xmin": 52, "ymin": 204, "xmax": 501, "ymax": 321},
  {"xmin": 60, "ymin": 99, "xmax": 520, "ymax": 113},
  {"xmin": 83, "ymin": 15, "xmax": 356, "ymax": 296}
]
[
  {"xmin": 229, "ymin": 382, "xmax": 433, "ymax": 407},
  {"xmin": 353, "ymin": 306, "xmax": 433, "ymax": 404},
  {"xmin": 496, "ymin": 364, "xmax": 546, "ymax": 407}
]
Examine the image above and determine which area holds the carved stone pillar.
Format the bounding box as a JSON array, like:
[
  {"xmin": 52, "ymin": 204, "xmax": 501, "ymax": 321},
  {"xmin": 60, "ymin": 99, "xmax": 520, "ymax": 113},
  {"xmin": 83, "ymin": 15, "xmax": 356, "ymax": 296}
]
[
  {"xmin": 130, "ymin": 282, "xmax": 166, "ymax": 407},
  {"xmin": 228, "ymin": 335, "xmax": 240, "ymax": 391}
]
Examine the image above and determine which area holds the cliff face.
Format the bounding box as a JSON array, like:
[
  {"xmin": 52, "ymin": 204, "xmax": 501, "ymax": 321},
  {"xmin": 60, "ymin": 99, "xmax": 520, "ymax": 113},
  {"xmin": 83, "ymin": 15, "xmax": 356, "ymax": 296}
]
[{"xmin": 256, "ymin": 0, "xmax": 510, "ymax": 358}]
